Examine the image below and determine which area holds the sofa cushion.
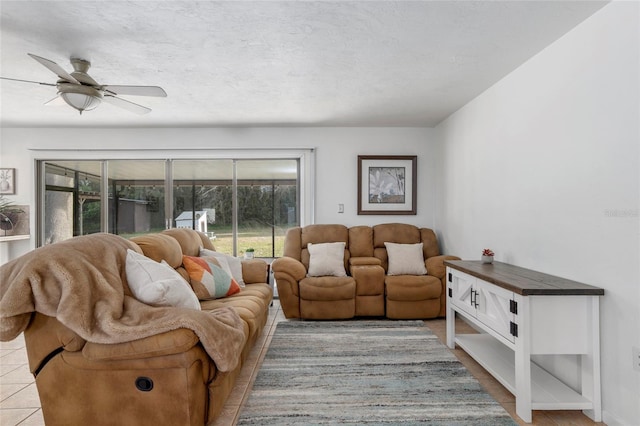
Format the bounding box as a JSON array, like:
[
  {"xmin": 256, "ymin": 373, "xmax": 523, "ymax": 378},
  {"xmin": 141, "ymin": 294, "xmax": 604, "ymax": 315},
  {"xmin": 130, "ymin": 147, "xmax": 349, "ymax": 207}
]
[
  {"xmin": 301, "ymin": 224, "xmax": 349, "ymax": 246},
  {"xmin": 299, "ymin": 276, "xmax": 356, "ymax": 301},
  {"xmin": 307, "ymin": 242, "xmax": 347, "ymax": 277},
  {"xmin": 195, "ymin": 230, "xmax": 216, "ymax": 250},
  {"xmin": 373, "ymin": 223, "xmax": 422, "ymax": 247},
  {"xmin": 348, "ymin": 225, "xmax": 374, "ymax": 257},
  {"xmin": 200, "ymin": 248, "xmax": 245, "ymax": 286},
  {"xmin": 201, "ymin": 293, "xmax": 268, "ymax": 344},
  {"xmin": 385, "ymin": 275, "xmax": 441, "ymax": 300},
  {"xmin": 125, "ymin": 249, "xmax": 201, "ymax": 310},
  {"xmin": 238, "ymin": 284, "xmax": 273, "ymax": 303},
  {"xmin": 183, "ymin": 255, "xmax": 241, "ymax": 300},
  {"xmin": 130, "ymin": 233, "xmax": 184, "ymax": 268},
  {"xmin": 384, "ymin": 242, "xmax": 427, "ymax": 276},
  {"xmin": 162, "ymin": 228, "xmax": 203, "ymax": 257}
]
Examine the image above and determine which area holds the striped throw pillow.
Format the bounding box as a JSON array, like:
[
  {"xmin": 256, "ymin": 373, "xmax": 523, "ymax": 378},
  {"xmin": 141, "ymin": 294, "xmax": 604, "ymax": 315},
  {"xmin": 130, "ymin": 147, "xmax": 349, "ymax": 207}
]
[{"xmin": 182, "ymin": 255, "xmax": 241, "ymax": 300}]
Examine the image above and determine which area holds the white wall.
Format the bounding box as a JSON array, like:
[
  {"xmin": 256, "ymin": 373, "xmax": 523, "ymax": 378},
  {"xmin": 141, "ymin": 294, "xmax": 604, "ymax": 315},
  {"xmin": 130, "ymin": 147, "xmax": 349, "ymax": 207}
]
[
  {"xmin": 0, "ymin": 127, "xmax": 438, "ymax": 261},
  {"xmin": 435, "ymin": 3, "xmax": 639, "ymax": 424}
]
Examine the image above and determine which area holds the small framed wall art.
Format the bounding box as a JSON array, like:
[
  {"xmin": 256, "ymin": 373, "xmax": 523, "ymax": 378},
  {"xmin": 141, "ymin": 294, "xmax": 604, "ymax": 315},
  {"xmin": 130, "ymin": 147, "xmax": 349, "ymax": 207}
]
[
  {"xmin": 357, "ymin": 155, "xmax": 417, "ymax": 215},
  {"xmin": 0, "ymin": 168, "xmax": 16, "ymax": 195}
]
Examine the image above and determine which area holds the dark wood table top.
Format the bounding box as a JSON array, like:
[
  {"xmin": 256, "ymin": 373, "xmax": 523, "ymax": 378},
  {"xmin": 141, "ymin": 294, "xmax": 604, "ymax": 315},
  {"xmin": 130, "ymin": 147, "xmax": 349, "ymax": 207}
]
[{"xmin": 444, "ymin": 260, "xmax": 604, "ymax": 296}]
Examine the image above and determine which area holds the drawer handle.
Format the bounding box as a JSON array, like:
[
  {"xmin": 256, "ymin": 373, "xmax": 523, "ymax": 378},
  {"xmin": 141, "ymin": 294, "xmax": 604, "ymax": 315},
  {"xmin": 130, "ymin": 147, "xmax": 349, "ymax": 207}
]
[{"xmin": 470, "ymin": 290, "xmax": 480, "ymax": 308}]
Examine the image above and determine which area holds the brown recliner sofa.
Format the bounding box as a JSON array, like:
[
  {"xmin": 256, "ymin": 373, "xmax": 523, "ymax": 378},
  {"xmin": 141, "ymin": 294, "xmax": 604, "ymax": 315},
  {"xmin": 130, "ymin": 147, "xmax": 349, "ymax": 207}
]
[
  {"xmin": 272, "ymin": 223, "xmax": 458, "ymax": 320},
  {"xmin": 0, "ymin": 228, "xmax": 272, "ymax": 426}
]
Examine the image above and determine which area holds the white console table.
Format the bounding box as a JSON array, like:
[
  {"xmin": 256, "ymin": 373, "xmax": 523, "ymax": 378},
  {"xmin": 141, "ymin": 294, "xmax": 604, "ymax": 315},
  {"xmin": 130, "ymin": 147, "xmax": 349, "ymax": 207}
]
[{"xmin": 445, "ymin": 260, "xmax": 604, "ymax": 423}]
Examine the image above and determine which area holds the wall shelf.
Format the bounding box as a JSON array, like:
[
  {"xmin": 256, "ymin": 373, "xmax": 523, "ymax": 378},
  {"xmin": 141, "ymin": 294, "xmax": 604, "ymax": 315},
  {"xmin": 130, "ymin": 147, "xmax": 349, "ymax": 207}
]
[{"xmin": 0, "ymin": 235, "xmax": 30, "ymax": 242}]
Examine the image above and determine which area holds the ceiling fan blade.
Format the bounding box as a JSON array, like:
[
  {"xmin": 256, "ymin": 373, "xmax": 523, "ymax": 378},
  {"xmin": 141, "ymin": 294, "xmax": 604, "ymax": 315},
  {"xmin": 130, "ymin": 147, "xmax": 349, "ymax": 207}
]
[
  {"xmin": 103, "ymin": 95, "xmax": 151, "ymax": 114},
  {"xmin": 103, "ymin": 85, "xmax": 167, "ymax": 97},
  {"xmin": 0, "ymin": 76, "xmax": 56, "ymax": 86},
  {"xmin": 28, "ymin": 53, "xmax": 80, "ymax": 84},
  {"xmin": 44, "ymin": 95, "xmax": 67, "ymax": 106}
]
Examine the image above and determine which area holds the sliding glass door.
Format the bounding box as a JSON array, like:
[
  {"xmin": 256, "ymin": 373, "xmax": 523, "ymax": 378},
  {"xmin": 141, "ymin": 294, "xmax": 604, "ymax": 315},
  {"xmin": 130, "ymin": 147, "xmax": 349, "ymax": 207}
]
[{"xmin": 38, "ymin": 156, "xmax": 301, "ymax": 258}]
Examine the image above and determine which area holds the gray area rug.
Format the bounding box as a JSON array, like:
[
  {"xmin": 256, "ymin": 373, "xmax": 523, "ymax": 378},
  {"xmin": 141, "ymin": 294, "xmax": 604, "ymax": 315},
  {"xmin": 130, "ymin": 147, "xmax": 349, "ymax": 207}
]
[{"xmin": 237, "ymin": 320, "xmax": 516, "ymax": 425}]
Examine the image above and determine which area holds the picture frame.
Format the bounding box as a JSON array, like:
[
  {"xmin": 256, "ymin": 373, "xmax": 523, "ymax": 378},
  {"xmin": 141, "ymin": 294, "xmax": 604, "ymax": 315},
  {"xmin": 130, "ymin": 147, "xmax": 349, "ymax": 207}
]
[
  {"xmin": 358, "ymin": 155, "xmax": 417, "ymax": 215},
  {"xmin": 0, "ymin": 205, "xmax": 29, "ymax": 238},
  {"xmin": 0, "ymin": 168, "xmax": 16, "ymax": 195}
]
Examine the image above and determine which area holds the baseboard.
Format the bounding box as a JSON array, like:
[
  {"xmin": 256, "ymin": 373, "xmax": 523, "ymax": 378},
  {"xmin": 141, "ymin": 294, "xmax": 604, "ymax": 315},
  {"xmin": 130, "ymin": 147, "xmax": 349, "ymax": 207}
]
[{"xmin": 602, "ymin": 409, "xmax": 626, "ymax": 426}]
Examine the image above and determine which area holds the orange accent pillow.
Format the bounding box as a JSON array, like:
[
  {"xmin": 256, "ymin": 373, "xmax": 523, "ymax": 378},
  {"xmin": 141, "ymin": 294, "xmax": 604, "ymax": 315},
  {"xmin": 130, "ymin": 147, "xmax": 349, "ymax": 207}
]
[{"xmin": 182, "ymin": 255, "xmax": 241, "ymax": 300}]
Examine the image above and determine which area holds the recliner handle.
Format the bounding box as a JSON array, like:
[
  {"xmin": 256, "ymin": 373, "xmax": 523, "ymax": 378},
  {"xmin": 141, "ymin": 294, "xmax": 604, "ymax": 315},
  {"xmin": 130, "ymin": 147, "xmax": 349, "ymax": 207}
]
[{"xmin": 33, "ymin": 346, "xmax": 64, "ymax": 378}]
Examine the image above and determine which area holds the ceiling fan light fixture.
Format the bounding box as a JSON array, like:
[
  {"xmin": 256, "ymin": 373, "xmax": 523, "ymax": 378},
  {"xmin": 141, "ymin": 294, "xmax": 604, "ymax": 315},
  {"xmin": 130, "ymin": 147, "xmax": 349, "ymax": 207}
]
[
  {"xmin": 58, "ymin": 83, "xmax": 103, "ymax": 114},
  {"xmin": 60, "ymin": 92, "xmax": 102, "ymax": 114}
]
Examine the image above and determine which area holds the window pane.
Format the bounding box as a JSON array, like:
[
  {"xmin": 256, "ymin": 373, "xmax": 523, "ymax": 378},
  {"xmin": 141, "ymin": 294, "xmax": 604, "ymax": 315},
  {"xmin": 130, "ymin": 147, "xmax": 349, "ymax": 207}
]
[
  {"xmin": 172, "ymin": 160, "xmax": 233, "ymax": 252},
  {"xmin": 273, "ymin": 181, "xmax": 298, "ymax": 256},
  {"xmin": 236, "ymin": 159, "xmax": 299, "ymax": 258},
  {"xmin": 44, "ymin": 190, "xmax": 73, "ymax": 244},
  {"xmin": 43, "ymin": 161, "xmax": 103, "ymax": 244},
  {"xmin": 79, "ymin": 172, "xmax": 101, "ymax": 236},
  {"xmin": 108, "ymin": 160, "xmax": 166, "ymax": 237}
]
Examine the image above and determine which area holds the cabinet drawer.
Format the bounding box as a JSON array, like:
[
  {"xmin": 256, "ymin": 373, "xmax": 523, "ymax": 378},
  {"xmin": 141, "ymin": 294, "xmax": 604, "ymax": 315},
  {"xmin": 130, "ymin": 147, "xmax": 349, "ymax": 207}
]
[
  {"xmin": 475, "ymin": 280, "xmax": 515, "ymax": 343},
  {"xmin": 448, "ymin": 267, "xmax": 515, "ymax": 343},
  {"xmin": 448, "ymin": 269, "xmax": 476, "ymax": 317}
]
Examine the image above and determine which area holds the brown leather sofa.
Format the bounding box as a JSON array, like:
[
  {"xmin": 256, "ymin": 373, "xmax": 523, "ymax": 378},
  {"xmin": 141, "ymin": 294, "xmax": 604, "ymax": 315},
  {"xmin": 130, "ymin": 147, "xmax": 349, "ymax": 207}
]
[
  {"xmin": 272, "ymin": 223, "xmax": 458, "ymax": 320},
  {"xmin": 1, "ymin": 228, "xmax": 271, "ymax": 425}
]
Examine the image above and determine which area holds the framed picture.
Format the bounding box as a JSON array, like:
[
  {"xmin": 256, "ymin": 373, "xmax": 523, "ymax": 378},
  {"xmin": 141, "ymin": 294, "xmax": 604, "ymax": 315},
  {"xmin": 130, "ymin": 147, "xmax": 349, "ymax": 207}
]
[
  {"xmin": 358, "ymin": 155, "xmax": 417, "ymax": 215},
  {"xmin": 0, "ymin": 205, "xmax": 29, "ymax": 238},
  {"xmin": 0, "ymin": 168, "xmax": 15, "ymax": 195}
]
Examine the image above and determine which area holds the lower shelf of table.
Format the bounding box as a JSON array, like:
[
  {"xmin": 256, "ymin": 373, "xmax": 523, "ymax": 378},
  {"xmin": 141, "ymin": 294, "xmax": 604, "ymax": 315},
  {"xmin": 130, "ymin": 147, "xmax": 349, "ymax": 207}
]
[{"xmin": 455, "ymin": 333, "xmax": 593, "ymax": 410}]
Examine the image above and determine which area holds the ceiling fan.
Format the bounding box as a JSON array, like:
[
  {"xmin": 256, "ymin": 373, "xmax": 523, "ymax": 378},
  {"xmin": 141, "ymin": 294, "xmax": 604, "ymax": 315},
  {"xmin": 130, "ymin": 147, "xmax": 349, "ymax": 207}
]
[{"xmin": 0, "ymin": 53, "xmax": 167, "ymax": 115}]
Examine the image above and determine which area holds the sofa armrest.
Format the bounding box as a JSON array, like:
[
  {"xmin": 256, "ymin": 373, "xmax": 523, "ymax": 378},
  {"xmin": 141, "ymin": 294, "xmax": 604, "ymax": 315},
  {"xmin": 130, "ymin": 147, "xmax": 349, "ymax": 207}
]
[
  {"xmin": 426, "ymin": 255, "xmax": 461, "ymax": 280},
  {"xmin": 271, "ymin": 257, "xmax": 307, "ymax": 281},
  {"xmin": 272, "ymin": 257, "xmax": 306, "ymax": 319},
  {"xmin": 349, "ymin": 257, "xmax": 382, "ymax": 267},
  {"xmin": 349, "ymin": 257, "xmax": 382, "ymax": 275},
  {"xmin": 241, "ymin": 259, "xmax": 269, "ymax": 284},
  {"xmin": 427, "ymin": 255, "xmax": 461, "ymax": 318},
  {"xmin": 82, "ymin": 328, "xmax": 200, "ymax": 362},
  {"xmin": 24, "ymin": 313, "xmax": 87, "ymax": 375}
]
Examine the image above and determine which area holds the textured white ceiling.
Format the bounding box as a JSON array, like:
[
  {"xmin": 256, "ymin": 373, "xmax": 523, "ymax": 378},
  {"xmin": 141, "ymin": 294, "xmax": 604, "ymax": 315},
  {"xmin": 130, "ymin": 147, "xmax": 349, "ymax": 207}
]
[{"xmin": 0, "ymin": 1, "xmax": 607, "ymax": 128}]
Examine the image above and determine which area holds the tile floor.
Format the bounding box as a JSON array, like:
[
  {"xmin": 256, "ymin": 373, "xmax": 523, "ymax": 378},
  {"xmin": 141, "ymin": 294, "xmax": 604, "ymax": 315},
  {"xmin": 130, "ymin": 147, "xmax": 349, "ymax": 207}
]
[{"xmin": 0, "ymin": 300, "xmax": 605, "ymax": 426}]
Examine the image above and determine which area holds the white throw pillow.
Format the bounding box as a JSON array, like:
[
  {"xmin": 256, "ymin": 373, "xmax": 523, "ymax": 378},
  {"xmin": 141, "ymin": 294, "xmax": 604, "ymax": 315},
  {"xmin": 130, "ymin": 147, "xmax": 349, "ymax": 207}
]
[
  {"xmin": 200, "ymin": 248, "xmax": 245, "ymax": 287},
  {"xmin": 125, "ymin": 249, "xmax": 201, "ymax": 310},
  {"xmin": 384, "ymin": 242, "xmax": 428, "ymax": 276},
  {"xmin": 307, "ymin": 242, "xmax": 347, "ymax": 277}
]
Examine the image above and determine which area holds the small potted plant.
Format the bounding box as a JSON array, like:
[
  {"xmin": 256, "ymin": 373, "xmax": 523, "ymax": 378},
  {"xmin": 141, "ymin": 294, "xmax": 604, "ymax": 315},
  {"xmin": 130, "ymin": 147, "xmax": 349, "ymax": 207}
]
[
  {"xmin": 481, "ymin": 249, "xmax": 494, "ymax": 264},
  {"xmin": 244, "ymin": 248, "xmax": 255, "ymax": 260}
]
